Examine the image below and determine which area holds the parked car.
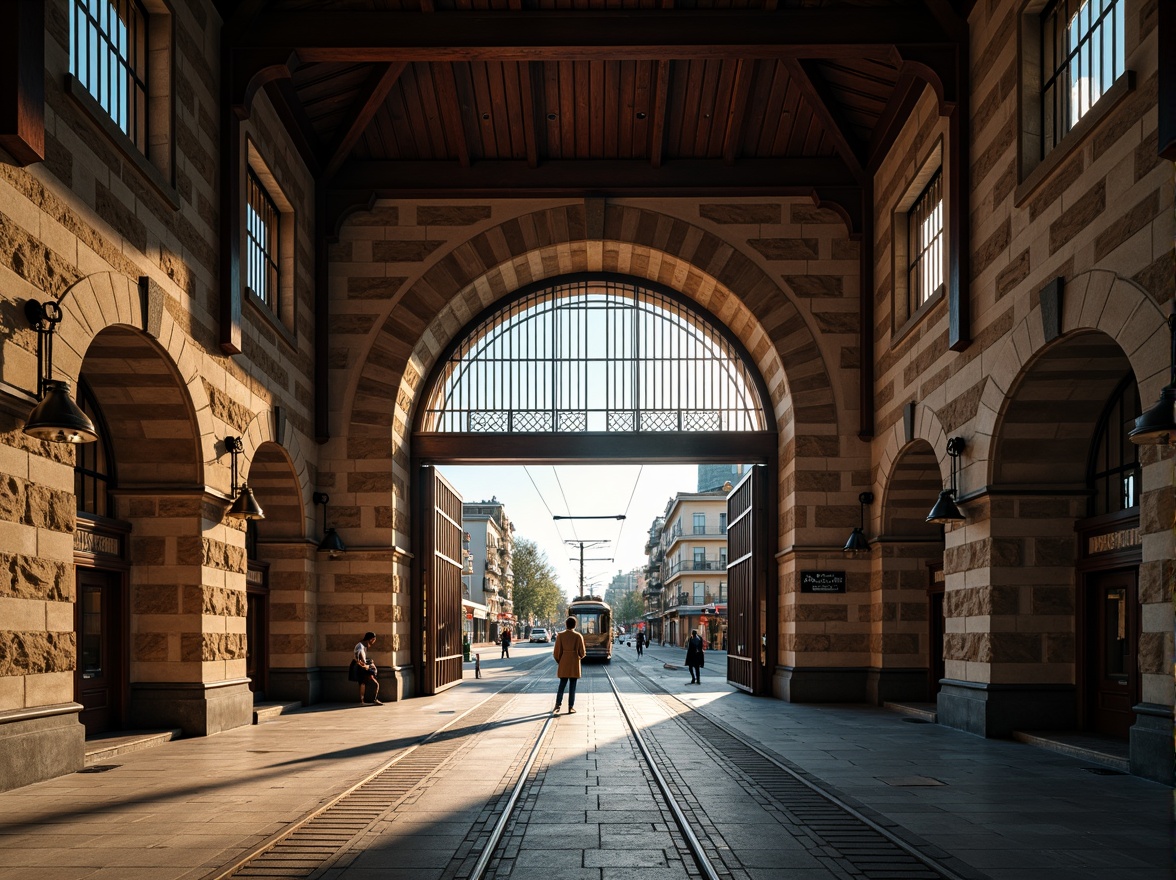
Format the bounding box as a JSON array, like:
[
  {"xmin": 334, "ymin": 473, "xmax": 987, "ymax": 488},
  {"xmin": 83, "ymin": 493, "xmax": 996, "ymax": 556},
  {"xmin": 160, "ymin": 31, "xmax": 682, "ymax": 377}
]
[{"xmin": 529, "ymin": 627, "xmax": 549, "ymax": 642}]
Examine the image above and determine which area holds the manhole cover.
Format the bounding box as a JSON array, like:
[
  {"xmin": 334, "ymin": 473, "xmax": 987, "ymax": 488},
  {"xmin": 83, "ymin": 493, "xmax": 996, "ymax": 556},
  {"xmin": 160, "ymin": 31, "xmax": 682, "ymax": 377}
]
[
  {"xmin": 79, "ymin": 764, "xmax": 120, "ymax": 773},
  {"xmin": 878, "ymin": 776, "xmax": 945, "ymax": 787}
]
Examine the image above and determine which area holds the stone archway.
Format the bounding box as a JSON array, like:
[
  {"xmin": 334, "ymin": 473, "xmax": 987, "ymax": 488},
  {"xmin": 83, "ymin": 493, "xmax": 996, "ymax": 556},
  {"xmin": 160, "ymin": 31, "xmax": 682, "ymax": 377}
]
[
  {"xmin": 75, "ymin": 324, "xmax": 253, "ymax": 736},
  {"xmin": 872, "ymin": 437, "xmax": 948, "ymax": 704},
  {"xmin": 329, "ymin": 201, "xmax": 858, "ymax": 700},
  {"xmin": 242, "ymin": 441, "xmax": 309, "ymax": 703}
]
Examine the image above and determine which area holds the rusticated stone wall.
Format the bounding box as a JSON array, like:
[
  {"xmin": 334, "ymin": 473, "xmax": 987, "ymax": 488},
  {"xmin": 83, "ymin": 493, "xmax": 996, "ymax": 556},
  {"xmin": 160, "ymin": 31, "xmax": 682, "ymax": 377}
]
[
  {"xmin": 867, "ymin": 0, "xmax": 1171, "ymax": 739},
  {"xmin": 325, "ymin": 196, "xmax": 870, "ymax": 681}
]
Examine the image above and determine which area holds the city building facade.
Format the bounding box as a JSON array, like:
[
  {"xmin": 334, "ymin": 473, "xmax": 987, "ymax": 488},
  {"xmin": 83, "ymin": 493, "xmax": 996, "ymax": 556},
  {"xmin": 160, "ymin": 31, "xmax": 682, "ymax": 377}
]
[
  {"xmin": 0, "ymin": 0, "xmax": 1170, "ymax": 792},
  {"xmin": 462, "ymin": 500, "xmax": 514, "ymax": 643},
  {"xmin": 650, "ymin": 490, "xmax": 730, "ymax": 648}
]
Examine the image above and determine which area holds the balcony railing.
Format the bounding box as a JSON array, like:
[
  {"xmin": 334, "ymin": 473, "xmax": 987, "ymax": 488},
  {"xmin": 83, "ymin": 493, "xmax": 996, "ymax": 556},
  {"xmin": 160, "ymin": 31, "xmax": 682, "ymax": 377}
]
[{"xmin": 665, "ymin": 558, "xmax": 727, "ymax": 576}]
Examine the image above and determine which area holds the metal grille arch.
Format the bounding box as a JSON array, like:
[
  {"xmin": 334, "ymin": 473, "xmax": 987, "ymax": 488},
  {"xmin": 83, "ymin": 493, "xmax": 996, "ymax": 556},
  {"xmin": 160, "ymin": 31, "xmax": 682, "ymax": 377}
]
[{"xmin": 421, "ymin": 276, "xmax": 770, "ymax": 437}]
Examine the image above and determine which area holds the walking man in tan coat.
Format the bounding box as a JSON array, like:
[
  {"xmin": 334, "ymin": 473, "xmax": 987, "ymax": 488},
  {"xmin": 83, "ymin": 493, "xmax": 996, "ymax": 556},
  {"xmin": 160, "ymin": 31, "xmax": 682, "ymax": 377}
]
[{"xmin": 553, "ymin": 616, "xmax": 586, "ymax": 714}]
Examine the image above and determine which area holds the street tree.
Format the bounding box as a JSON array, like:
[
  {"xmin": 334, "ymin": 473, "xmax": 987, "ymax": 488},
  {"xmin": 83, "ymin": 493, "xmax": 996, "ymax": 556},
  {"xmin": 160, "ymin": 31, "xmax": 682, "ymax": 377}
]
[{"xmin": 511, "ymin": 538, "xmax": 564, "ymax": 626}]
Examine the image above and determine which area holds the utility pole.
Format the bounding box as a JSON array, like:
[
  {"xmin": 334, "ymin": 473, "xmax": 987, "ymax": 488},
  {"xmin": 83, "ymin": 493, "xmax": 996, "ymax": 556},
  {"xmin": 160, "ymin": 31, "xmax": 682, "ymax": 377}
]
[{"xmin": 564, "ymin": 540, "xmax": 611, "ymax": 597}]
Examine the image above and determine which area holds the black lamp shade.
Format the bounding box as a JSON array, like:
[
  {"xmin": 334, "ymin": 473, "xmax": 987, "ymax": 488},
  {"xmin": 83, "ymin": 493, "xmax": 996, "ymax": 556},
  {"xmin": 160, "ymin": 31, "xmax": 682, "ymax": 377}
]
[
  {"xmin": 843, "ymin": 527, "xmax": 869, "ymax": 554},
  {"xmin": 926, "ymin": 489, "xmax": 965, "ymax": 524},
  {"xmin": 23, "ymin": 379, "xmax": 98, "ymax": 444},
  {"xmin": 1128, "ymin": 383, "xmax": 1176, "ymax": 445},
  {"xmin": 318, "ymin": 527, "xmax": 346, "ymax": 557},
  {"xmin": 228, "ymin": 483, "xmax": 265, "ymax": 520}
]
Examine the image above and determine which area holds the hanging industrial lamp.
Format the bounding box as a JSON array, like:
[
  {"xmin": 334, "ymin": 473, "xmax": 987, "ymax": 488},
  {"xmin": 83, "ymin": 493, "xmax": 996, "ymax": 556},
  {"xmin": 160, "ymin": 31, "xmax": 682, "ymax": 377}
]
[
  {"xmin": 843, "ymin": 492, "xmax": 874, "ymax": 555},
  {"xmin": 22, "ymin": 300, "xmax": 97, "ymax": 444},
  {"xmin": 224, "ymin": 436, "xmax": 265, "ymax": 520},
  {"xmin": 314, "ymin": 492, "xmax": 346, "ymax": 558},
  {"xmin": 1129, "ymin": 309, "xmax": 1176, "ymax": 445},
  {"xmin": 926, "ymin": 437, "xmax": 966, "ymax": 524}
]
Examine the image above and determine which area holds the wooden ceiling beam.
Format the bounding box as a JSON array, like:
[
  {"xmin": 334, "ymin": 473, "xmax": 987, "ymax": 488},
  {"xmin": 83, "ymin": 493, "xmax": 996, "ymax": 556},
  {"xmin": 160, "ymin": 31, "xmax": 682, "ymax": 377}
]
[
  {"xmin": 230, "ymin": 10, "xmax": 947, "ymax": 60},
  {"xmin": 434, "ymin": 61, "xmax": 472, "ymax": 167},
  {"xmin": 867, "ymin": 65, "xmax": 921, "ymax": 171},
  {"xmin": 649, "ymin": 60, "xmax": 671, "ymax": 169},
  {"xmin": 785, "ymin": 59, "xmax": 865, "ymax": 180},
  {"xmin": 722, "ymin": 58, "xmax": 754, "ymax": 165},
  {"xmin": 266, "ymin": 77, "xmax": 323, "ymax": 176},
  {"xmin": 520, "ymin": 61, "xmax": 542, "ymax": 168},
  {"xmin": 330, "ymin": 157, "xmax": 858, "ymax": 195},
  {"xmin": 323, "ymin": 62, "xmax": 407, "ymax": 179}
]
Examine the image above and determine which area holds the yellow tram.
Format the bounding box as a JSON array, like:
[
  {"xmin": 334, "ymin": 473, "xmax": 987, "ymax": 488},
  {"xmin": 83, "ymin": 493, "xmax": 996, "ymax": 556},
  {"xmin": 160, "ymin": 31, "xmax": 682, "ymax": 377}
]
[{"xmin": 566, "ymin": 595, "xmax": 613, "ymax": 662}]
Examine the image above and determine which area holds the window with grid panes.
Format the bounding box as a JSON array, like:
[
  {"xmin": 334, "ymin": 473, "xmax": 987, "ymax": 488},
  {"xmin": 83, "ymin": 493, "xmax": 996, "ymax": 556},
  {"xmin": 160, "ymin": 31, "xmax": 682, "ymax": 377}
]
[
  {"xmin": 1041, "ymin": 0, "xmax": 1125, "ymax": 154},
  {"xmin": 70, "ymin": 0, "xmax": 149, "ymax": 151},
  {"xmin": 74, "ymin": 380, "xmax": 113, "ymax": 518},
  {"xmin": 908, "ymin": 170, "xmax": 944, "ymax": 313},
  {"xmin": 1088, "ymin": 374, "xmax": 1141, "ymax": 516},
  {"xmin": 246, "ymin": 168, "xmax": 281, "ymax": 311}
]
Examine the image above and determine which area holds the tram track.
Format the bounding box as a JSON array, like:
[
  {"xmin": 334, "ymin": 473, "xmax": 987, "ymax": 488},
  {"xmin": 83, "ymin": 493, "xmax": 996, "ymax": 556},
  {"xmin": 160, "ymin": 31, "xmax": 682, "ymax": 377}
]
[
  {"xmin": 215, "ymin": 656, "xmax": 978, "ymax": 880},
  {"xmin": 618, "ymin": 657, "xmax": 980, "ymax": 880}
]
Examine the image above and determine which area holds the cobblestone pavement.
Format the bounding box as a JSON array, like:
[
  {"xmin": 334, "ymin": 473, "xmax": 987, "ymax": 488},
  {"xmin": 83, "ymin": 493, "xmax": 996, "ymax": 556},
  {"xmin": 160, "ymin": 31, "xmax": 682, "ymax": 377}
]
[{"xmin": 0, "ymin": 643, "xmax": 1169, "ymax": 880}]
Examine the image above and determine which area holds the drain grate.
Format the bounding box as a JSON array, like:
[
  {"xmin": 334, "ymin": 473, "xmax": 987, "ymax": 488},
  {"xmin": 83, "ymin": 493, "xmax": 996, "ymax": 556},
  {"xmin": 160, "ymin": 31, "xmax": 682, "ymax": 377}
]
[
  {"xmin": 227, "ymin": 679, "xmax": 535, "ymax": 878},
  {"xmin": 1083, "ymin": 767, "xmax": 1126, "ymax": 776},
  {"xmin": 78, "ymin": 764, "xmax": 120, "ymax": 773},
  {"xmin": 902, "ymin": 717, "xmax": 933, "ymax": 724},
  {"xmin": 655, "ymin": 694, "xmax": 955, "ymax": 880}
]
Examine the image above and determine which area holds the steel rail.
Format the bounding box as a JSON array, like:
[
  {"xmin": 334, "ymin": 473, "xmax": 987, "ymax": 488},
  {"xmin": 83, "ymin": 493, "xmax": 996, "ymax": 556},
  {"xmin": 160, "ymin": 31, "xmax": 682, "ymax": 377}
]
[
  {"xmin": 604, "ymin": 668, "xmax": 723, "ymax": 880},
  {"xmin": 213, "ymin": 662, "xmax": 549, "ymax": 880},
  {"xmin": 467, "ymin": 710, "xmax": 556, "ymax": 880},
  {"xmin": 622, "ymin": 656, "xmax": 970, "ymax": 880}
]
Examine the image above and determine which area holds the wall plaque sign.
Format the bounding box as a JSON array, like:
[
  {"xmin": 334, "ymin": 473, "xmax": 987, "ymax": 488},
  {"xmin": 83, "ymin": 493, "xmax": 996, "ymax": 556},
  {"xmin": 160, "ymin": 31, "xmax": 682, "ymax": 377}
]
[
  {"xmin": 800, "ymin": 571, "xmax": 846, "ymax": 593},
  {"xmin": 74, "ymin": 529, "xmax": 120, "ymax": 557},
  {"xmin": 1087, "ymin": 527, "xmax": 1141, "ymax": 556}
]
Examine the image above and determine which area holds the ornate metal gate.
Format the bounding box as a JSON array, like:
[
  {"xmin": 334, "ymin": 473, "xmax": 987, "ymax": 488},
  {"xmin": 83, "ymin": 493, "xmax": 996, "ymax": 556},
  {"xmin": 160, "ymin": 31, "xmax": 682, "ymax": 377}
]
[
  {"xmin": 726, "ymin": 466, "xmax": 770, "ymax": 694},
  {"xmin": 422, "ymin": 467, "xmax": 465, "ymax": 694}
]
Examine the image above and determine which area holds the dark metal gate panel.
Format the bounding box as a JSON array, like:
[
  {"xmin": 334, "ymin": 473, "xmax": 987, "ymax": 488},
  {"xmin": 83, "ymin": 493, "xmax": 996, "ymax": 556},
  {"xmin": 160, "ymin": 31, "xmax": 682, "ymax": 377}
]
[
  {"xmin": 424, "ymin": 468, "xmax": 464, "ymax": 695},
  {"xmin": 726, "ymin": 466, "xmax": 767, "ymax": 694}
]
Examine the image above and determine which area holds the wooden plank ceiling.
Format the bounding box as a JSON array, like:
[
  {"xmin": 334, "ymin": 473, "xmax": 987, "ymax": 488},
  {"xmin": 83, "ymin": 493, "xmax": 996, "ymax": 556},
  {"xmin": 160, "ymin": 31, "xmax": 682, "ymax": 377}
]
[{"xmin": 224, "ymin": 0, "xmax": 966, "ymax": 198}]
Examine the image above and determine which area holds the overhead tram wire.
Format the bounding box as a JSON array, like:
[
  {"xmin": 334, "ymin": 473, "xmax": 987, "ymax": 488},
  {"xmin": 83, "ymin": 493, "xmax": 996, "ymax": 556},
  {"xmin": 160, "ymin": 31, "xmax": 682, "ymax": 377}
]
[
  {"xmin": 609, "ymin": 464, "xmax": 645, "ymax": 559},
  {"xmin": 551, "ymin": 465, "xmax": 580, "ymax": 543},
  {"xmin": 524, "ymin": 465, "xmax": 574, "ymax": 548}
]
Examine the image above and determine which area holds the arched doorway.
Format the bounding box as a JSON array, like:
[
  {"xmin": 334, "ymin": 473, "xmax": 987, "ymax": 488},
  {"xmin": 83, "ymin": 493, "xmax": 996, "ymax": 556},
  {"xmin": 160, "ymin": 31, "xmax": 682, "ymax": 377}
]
[
  {"xmin": 875, "ymin": 440, "xmax": 946, "ymax": 704},
  {"xmin": 75, "ymin": 325, "xmax": 222, "ymax": 735},
  {"xmin": 73, "ymin": 378, "xmax": 128, "ymax": 735},
  {"xmin": 1075, "ymin": 373, "xmax": 1142, "ymax": 738},
  {"xmin": 245, "ymin": 441, "xmax": 310, "ymax": 704},
  {"xmin": 411, "ymin": 273, "xmax": 778, "ymax": 695},
  {"xmin": 984, "ymin": 330, "xmax": 1142, "ymax": 738}
]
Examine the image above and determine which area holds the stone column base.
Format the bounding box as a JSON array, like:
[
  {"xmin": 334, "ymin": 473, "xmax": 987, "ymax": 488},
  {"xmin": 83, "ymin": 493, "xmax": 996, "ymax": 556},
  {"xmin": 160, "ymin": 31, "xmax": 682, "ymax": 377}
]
[
  {"xmin": 772, "ymin": 666, "xmax": 868, "ymax": 702},
  {"xmin": 1129, "ymin": 703, "xmax": 1174, "ymax": 785},
  {"xmin": 266, "ymin": 667, "xmax": 322, "ymax": 705},
  {"xmin": 866, "ymin": 667, "xmax": 933, "ymax": 705},
  {"xmin": 937, "ymin": 680, "xmax": 1076, "ymax": 737},
  {"xmin": 0, "ymin": 703, "xmax": 84, "ymax": 793},
  {"xmin": 129, "ymin": 679, "xmax": 253, "ymax": 736}
]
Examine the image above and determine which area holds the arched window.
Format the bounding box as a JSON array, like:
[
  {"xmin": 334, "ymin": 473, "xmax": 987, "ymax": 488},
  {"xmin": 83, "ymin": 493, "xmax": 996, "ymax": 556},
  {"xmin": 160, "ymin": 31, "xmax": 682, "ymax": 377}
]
[
  {"xmin": 74, "ymin": 379, "xmax": 114, "ymax": 518},
  {"xmin": 422, "ymin": 277, "xmax": 768, "ymax": 434},
  {"xmin": 1088, "ymin": 374, "xmax": 1141, "ymax": 517}
]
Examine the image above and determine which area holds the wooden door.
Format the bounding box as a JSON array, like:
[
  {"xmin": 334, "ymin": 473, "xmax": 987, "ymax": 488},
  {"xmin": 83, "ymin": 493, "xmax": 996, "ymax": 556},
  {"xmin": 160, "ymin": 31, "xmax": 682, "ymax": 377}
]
[
  {"xmin": 726, "ymin": 466, "xmax": 770, "ymax": 694},
  {"xmin": 75, "ymin": 568, "xmax": 124, "ymax": 734},
  {"xmin": 246, "ymin": 562, "xmax": 269, "ymax": 698},
  {"xmin": 423, "ymin": 468, "xmax": 465, "ymax": 694},
  {"xmin": 928, "ymin": 563, "xmax": 945, "ymax": 699},
  {"xmin": 1084, "ymin": 569, "xmax": 1138, "ymax": 738}
]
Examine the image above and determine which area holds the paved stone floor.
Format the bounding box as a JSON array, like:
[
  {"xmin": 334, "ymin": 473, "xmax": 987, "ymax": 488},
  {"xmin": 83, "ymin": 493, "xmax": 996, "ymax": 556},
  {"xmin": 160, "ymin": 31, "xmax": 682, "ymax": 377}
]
[{"xmin": 0, "ymin": 642, "xmax": 1169, "ymax": 880}]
